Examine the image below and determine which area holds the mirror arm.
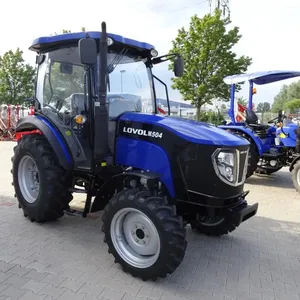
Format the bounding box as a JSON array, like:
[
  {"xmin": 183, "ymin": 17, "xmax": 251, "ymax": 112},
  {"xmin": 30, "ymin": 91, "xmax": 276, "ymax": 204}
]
[{"xmin": 152, "ymin": 53, "xmax": 179, "ymax": 65}]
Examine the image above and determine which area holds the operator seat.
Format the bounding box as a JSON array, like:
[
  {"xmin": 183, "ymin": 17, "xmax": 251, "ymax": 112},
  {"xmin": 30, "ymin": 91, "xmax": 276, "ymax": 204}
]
[
  {"xmin": 245, "ymin": 109, "xmax": 270, "ymax": 131},
  {"xmin": 108, "ymin": 99, "xmax": 139, "ymax": 154}
]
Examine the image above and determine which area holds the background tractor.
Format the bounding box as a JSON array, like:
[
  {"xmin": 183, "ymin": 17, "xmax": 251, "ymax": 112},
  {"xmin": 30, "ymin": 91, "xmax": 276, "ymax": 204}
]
[
  {"xmin": 219, "ymin": 70, "xmax": 300, "ymax": 192},
  {"xmin": 11, "ymin": 22, "xmax": 258, "ymax": 281}
]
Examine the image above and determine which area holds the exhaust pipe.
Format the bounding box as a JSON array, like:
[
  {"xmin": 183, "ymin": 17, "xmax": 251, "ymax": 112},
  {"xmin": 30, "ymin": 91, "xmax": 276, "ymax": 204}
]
[{"xmin": 94, "ymin": 22, "xmax": 109, "ymax": 164}]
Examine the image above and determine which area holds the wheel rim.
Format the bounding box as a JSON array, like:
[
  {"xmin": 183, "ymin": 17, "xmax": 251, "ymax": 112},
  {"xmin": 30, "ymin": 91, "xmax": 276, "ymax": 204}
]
[
  {"xmin": 110, "ymin": 207, "xmax": 160, "ymax": 269},
  {"xmin": 18, "ymin": 155, "xmax": 40, "ymax": 203}
]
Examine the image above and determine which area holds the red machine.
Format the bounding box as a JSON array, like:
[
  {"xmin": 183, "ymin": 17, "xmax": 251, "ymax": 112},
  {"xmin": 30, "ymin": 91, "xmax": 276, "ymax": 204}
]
[{"xmin": 0, "ymin": 104, "xmax": 34, "ymax": 141}]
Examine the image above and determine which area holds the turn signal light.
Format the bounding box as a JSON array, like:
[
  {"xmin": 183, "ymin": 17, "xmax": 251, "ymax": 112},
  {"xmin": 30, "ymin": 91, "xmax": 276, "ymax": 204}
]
[{"xmin": 74, "ymin": 114, "xmax": 87, "ymax": 124}]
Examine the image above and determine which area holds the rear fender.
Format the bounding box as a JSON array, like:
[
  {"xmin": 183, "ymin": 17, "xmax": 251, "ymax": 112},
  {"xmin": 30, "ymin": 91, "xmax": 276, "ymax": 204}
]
[
  {"xmin": 16, "ymin": 115, "xmax": 73, "ymax": 170},
  {"xmin": 219, "ymin": 125, "xmax": 264, "ymax": 156}
]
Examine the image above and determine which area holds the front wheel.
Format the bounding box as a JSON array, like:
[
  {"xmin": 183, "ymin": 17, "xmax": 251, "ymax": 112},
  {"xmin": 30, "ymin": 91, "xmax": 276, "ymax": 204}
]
[
  {"xmin": 102, "ymin": 188, "xmax": 187, "ymax": 281},
  {"xmin": 291, "ymin": 160, "xmax": 300, "ymax": 193}
]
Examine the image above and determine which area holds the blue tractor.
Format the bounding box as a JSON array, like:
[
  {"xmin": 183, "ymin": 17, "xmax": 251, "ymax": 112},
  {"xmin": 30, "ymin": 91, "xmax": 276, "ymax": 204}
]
[
  {"xmin": 218, "ymin": 70, "xmax": 300, "ymax": 189},
  {"xmin": 11, "ymin": 23, "xmax": 258, "ymax": 280}
]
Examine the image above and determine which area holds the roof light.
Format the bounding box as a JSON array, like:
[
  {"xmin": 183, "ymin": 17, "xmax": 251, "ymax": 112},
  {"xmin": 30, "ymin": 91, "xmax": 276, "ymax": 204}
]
[
  {"xmin": 107, "ymin": 37, "xmax": 113, "ymax": 46},
  {"xmin": 150, "ymin": 49, "xmax": 158, "ymax": 57}
]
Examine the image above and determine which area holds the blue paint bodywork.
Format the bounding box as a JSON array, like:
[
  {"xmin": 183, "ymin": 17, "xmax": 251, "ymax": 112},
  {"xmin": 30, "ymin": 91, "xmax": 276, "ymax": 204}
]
[
  {"xmin": 277, "ymin": 123, "xmax": 298, "ymax": 147},
  {"xmin": 36, "ymin": 115, "xmax": 73, "ymax": 165},
  {"xmin": 220, "ymin": 70, "xmax": 300, "ymax": 158},
  {"xmin": 115, "ymin": 112, "xmax": 249, "ymax": 196},
  {"xmin": 29, "ymin": 31, "xmax": 155, "ymax": 52},
  {"xmin": 120, "ymin": 112, "xmax": 249, "ymax": 146},
  {"xmin": 115, "ymin": 136, "xmax": 175, "ymax": 196}
]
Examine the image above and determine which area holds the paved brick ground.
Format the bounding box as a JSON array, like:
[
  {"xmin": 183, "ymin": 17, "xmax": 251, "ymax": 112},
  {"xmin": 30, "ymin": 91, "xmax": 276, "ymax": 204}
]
[{"xmin": 0, "ymin": 141, "xmax": 300, "ymax": 300}]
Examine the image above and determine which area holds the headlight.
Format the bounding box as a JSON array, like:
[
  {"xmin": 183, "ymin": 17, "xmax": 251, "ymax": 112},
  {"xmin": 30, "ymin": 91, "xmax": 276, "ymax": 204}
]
[{"xmin": 212, "ymin": 148, "xmax": 248, "ymax": 186}]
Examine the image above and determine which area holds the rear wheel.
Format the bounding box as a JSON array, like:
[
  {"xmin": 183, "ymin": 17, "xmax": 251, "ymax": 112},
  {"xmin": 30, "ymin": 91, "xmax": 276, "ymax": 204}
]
[
  {"xmin": 190, "ymin": 216, "xmax": 236, "ymax": 236},
  {"xmin": 11, "ymin": 134, "xmax": 73, "ymax": 222},
  {"xmin": 102, "ymin": 187, "xmax": 187, "ymax": 281},
  {"xmin": 291, "ymin": 160, "xmax": 300, "ymax": 193},
  {"xmin": 255, "ymin": 165, "xmax": 282, "ymax": 175},
  {"xmin": 246, "ymin": 141, "xmax": 259, "ymax": 178}
]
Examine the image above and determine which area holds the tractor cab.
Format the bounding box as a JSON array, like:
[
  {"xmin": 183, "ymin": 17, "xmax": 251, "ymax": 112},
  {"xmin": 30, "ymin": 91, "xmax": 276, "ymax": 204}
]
[{"xmin": 25, "ymin": 29, "xmax": 184, "ymax": 171}]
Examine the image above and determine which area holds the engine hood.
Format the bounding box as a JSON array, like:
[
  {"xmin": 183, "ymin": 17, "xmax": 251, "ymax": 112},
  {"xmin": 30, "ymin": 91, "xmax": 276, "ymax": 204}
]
[{"xmin": 119, "ymin": 113, "xmax": 249, "ymax": 146}]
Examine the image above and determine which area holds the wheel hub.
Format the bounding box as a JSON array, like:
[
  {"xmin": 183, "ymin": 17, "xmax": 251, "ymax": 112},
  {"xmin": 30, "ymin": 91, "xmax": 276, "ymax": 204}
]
[
  {"xmin": 110, "ymin": 208, "xmax": 160, "ymax": 269},
  {"xmin": 130, "ymin": 223, "xmax": 150, "ymax": 245},
  {"xmin": 17, "ymin": 155, "xmax": 40, "ymax": 204}
]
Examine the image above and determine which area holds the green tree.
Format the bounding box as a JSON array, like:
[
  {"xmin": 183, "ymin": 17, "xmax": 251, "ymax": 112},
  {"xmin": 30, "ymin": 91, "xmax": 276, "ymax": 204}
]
[
  {"xmin": 256, "ymin": 102, "xmax": 270, "ymax": 113},
  {"xmin": 284, "ymin": 98, "xmax": 300, "ymax": 113},
  {"xmin": 168, "ymin": 9, "xmax": 252, "ymax": 120},
  {"xmin": 256, "ymin": 101, "xmax": 271, "ymax": 122},
  {"xmin": 272, "ymin": 81, "xmax": 300, "ymax": 112},
  {"xmin": 0, "ymin": 48, "xmax": 36, "ymax": 106}
]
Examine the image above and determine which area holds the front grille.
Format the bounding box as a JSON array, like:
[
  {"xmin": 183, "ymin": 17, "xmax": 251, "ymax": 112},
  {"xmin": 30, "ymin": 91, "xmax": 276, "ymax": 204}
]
[{"xmin": 237, "ymin": 149, "xmax": 248, "ymax": 184}]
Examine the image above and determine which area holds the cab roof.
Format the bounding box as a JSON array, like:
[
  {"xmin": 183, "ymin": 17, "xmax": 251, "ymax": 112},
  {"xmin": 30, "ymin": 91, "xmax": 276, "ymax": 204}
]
[
  {"xmin": 223, "ymin": 70, "xmax": 300, "ymax": 85},
  {"xmin": 29, "ymin": 31, "xmax": 155, "ymax": 53}
]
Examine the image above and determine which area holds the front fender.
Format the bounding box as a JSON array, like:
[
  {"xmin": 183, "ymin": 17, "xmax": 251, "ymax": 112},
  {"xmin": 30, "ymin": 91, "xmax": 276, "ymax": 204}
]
[
  {"xmin": 16, "ymin": 115, "xmax": 73, "ymax": 170},
  {"xmin": 90, "ymin": 170, "xmax": 162, "ymax": 213},
  {"xmin": 289, "ymin": 156, "xmax": 300, "ymax": 172},
  {"xmin": 218, "ymin": 125, "xmax": 264, "ymax": 156}
]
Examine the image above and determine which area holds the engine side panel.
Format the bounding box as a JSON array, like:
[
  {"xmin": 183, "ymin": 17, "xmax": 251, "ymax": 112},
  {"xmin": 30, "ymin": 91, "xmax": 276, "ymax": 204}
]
[
  {"xmin": 115, "ymin": 119, "xmax": 248, "ymax": 201},
  {"xmin": 115, "ymin": 137, "xmax": 175, "ymax": 197}
]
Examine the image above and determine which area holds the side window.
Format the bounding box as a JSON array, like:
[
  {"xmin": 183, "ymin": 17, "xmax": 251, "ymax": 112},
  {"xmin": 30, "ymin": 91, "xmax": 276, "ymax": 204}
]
[{"xmin": 43, "ymin": 60, "xmax": 86, "ymax": 111}]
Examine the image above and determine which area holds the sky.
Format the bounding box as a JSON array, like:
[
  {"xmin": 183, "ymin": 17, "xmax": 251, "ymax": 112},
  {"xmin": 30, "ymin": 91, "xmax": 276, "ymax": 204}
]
[{"xmin": 1, "ymin": 0, "xmax": 300, "ymax": 108}]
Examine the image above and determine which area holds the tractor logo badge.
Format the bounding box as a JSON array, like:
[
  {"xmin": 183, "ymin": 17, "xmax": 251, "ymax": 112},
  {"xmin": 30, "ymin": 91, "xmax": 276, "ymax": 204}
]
[{"xmin": 123, "ymin": 127, "xmax": 163, "ymax": 139}]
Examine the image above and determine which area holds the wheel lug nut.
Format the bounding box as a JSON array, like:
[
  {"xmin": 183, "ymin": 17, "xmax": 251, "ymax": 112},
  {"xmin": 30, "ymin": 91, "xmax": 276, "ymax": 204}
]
[
  {"xmin": 141, "ymin": 226, "xmax": 144, "ymax": 230},
  {"xmin": 135, "ymin": 239, "xmax": 139, "ymax": 243}
]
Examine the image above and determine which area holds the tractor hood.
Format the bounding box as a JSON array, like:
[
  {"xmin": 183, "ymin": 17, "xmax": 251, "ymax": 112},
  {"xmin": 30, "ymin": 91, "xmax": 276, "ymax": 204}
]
[{"xmin": 119, "ymin": 113, "xmax": 249, "ymax": 147}]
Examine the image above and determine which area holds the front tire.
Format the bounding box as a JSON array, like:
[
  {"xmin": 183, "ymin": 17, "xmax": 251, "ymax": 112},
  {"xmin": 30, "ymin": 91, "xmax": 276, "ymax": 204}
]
[
  {"xmin": 11, "ymin": 134, "xmax": 73, "ymax": 222},
  {"xmin": 291, "ymin": 160, "xmax": 300, "ymax": 193},
  {"xmin": 102, "ymin": 188, "xmax": 187, "ymax": 281}
]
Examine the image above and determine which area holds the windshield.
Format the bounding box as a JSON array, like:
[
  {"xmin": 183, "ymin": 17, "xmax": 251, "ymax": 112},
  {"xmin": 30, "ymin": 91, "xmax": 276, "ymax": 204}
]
[
  {"xmin": 95, "ymin": 51, "xmax": 153, "ymax": 117},
  {"xmin": 36, "ymin": 46, "xmax": 155, "ymax": 118}
]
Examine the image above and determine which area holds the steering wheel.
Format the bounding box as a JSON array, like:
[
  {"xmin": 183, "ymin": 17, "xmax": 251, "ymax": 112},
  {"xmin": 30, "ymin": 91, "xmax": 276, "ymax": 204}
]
[{"xmin": 267, "ymin": 116, "xmax": 279, "ymax": 124}]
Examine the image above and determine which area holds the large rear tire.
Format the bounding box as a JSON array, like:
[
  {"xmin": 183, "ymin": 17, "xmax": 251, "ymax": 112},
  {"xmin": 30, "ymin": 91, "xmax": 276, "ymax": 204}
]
[
  {"xmin": 246, "ymin": 141, "xmax": 260, "ymax": 178},
  {"xmin": 11, "ymin": 134, "xmax": 73, "ymax": 222},
  {"xmin": 102, "ymin": 188, "xmax": 187, "ymax": 281}
]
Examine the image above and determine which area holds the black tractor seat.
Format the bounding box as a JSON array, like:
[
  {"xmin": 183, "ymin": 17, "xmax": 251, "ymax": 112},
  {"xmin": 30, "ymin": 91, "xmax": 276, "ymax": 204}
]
[
  {"xmin": 245, "ymin": 109, "xmax": 270, "ymax": 132},
  {"xmin": 246, "ymin": 123, "xmax": 270, "ymax": 131}
]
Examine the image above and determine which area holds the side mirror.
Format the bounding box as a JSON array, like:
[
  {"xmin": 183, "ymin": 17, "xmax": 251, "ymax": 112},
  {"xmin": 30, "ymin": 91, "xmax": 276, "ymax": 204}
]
[
  {"xmin": 78, "ymin": 37, "xmax": 97, "ymax": 65},
  {"xmin": 174, "ymin": 56, "xmax": 184, "ymax": 77}
]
